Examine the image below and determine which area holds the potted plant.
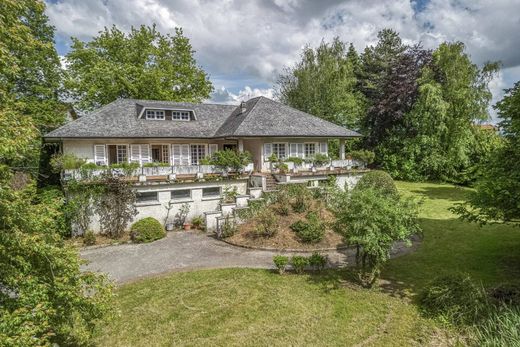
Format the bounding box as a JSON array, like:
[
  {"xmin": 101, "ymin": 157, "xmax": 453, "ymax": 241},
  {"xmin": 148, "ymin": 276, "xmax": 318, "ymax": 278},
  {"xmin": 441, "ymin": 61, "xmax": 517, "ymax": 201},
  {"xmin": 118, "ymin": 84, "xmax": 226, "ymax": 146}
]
[{"xmin": 183, "ymin": 222, "xmax": 192, "ymax": 231}]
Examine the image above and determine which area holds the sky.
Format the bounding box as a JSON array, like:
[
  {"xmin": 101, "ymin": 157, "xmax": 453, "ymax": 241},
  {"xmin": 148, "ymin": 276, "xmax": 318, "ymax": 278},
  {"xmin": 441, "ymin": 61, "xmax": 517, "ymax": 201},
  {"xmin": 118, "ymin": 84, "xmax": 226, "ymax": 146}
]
[{"xmin": 45, "ymin": 0, "xmax": 520, "ymax": 121}]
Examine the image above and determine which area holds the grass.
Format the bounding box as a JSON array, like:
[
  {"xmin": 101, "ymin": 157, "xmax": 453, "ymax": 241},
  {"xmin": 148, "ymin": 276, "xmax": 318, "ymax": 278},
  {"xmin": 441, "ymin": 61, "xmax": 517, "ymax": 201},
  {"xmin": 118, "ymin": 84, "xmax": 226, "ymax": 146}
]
[{"xmin": 94, "ymin": 181, "xmax": 520, "ymax": 346}]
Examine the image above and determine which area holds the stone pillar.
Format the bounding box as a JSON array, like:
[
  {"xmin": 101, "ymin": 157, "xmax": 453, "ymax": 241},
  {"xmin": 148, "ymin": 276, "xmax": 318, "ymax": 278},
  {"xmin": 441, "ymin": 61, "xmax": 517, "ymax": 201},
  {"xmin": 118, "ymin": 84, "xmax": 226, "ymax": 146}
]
[
  {"xmin": 339, "ymin": 139, "xmax": 346, "ymax": 160},
  {"xmin": 238, "ymin": 139, "xmax": 244, "ymax": 152}
]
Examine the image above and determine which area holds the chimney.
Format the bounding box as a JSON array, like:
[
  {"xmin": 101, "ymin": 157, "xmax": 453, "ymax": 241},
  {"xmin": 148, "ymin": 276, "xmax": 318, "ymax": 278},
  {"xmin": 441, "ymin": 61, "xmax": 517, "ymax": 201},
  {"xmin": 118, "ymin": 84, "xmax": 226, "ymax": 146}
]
[{"xmin": 240, "ymin": 101, "xmax": 247, "ymax": 114}]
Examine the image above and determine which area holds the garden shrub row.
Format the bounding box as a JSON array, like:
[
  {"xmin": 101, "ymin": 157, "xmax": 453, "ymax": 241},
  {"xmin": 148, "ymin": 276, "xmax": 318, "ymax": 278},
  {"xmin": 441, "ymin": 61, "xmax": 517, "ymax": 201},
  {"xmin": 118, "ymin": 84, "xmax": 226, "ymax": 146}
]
[{"xmin": 273, "ymin": 253, "xmax": 327, "ymax": 274}]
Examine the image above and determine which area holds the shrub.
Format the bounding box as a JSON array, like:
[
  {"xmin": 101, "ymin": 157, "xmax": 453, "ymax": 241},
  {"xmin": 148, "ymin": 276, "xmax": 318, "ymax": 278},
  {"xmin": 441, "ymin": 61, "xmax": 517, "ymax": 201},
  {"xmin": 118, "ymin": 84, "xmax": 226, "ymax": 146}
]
[
  {"xmin": 83, "ymin": 230, "xmax": 96, "ymax": 246},
  {"xmin": 274, "ymin": 161, "xmax": 289, "ymax": 173},
  {"xmin": 130, "ymin": 217, "xmax": 166, "ymax": 243},
  {"xmin": 355, "ymin": 170, "xmax": 398, "ymax": 198},
  {"xmin": 191, "ymin": 215, "xmax": 205, "ymax": 230},
  {"xmin": 210, "ymin": 149, "xmax": 252, "ymax": 172},
  {"xmin": 287, "ymin": 184, "xmax": 312, "ymax": 213},
  {"xmin": 273, "ymin": 255, "xmax": 289, "ymax": 274},
  {"xmin": 290, "ymin": 212, "xmax": 325, "ymax": 243},
  {"xmin": 311, "ymin": 153, "xmax": 329, "ymax": 166},
  {"xmin": 275, "ymin": 189, "xmax": 290, "ymax": 216},
  {"xmin": 254, "ymin": 208, "xmax": 278, "ymax": 238},
  {"xmin": 285, "ymin": 156, "xmax": 304, "ymax": 166},
  {"xmin": 218, "ymin": 215, "xmax": 237, "ymax": 238},
  {"xmin": 473, "ymin": 307, "xmax": 520, "ymax": 347},
  {"xmin": 291, "ymin": 256, "xmax": 308, "ymax": 274},
  {"xmin": 174, "ymin": 203, "xmax": 190, "ymax": 227},
  {"xmin": 349, "ymin": 150, "xmax": 375, "ymax": 165},
  {"xmin": 222, "ymin": 186, "xmax": 238, "ymax": 203},
  {"xmin": 50, "ymin": 153, "xmax": 86, "ymax": 172},
  {"xmin": 308, "ymin": 252, "xmax": 327, "ymax": 270},
  {"xmin": 419, "ymin": 273, "xmax": 490, "ymax": 326}
]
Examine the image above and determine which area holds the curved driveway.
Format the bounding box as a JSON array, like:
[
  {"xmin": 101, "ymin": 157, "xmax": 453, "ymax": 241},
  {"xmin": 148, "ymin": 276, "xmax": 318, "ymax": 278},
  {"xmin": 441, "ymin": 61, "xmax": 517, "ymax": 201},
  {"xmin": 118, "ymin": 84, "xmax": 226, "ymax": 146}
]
[{"xmin": 80, "ymin": 231, "xmax": 417, "ymax": 283}]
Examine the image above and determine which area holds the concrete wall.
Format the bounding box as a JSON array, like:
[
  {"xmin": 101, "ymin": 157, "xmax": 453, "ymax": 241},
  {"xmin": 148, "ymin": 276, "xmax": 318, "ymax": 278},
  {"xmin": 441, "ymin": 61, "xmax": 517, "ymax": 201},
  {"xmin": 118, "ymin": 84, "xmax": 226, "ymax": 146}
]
[{"xmin": 86, "ymin": 179, "xmax": 248, "ymax": 234}]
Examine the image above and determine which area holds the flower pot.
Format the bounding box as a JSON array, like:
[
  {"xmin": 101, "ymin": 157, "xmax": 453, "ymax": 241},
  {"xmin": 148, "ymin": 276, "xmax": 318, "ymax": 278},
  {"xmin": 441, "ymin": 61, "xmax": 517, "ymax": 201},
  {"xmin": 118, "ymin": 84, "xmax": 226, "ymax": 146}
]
[
  {"xmin": 183, "ymin": 223, "xmax": 192, "ymax": 231},
  {"xmin": 166, "ymin": 223, "xmax": 174, "ymax": 231}
]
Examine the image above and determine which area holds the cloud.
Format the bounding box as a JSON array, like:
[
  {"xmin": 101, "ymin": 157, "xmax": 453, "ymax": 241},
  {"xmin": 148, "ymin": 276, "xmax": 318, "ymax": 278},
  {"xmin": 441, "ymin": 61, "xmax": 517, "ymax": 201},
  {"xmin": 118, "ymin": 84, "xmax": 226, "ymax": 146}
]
[
  {"xmin": 45, "ymin": 0, "xmax": 520, "ymax": 114},
  {"xmin": 210, "ymin": 86, "xmax": 274, "ymax": 105}
]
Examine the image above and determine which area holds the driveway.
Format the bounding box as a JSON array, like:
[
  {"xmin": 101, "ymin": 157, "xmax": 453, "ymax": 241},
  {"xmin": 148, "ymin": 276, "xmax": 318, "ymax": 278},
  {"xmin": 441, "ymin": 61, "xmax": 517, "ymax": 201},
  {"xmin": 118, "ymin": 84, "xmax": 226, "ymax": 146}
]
[{"xmin": 80, "ymin": 231, "xmax": 418, "ymax": 283}]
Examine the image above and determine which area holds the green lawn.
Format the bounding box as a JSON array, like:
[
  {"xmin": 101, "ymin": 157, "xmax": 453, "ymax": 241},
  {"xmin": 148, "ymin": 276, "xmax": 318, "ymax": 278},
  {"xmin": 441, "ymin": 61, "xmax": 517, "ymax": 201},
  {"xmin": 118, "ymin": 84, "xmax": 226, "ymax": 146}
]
[{"xmin": 94, "ymin": 181, "xmax": 520, "ymax": 346}]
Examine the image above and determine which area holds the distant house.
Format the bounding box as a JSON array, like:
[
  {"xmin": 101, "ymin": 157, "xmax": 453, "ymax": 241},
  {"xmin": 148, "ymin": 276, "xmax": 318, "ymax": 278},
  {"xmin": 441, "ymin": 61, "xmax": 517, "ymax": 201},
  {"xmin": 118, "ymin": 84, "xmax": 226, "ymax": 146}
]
[{"xmin": 44, "ymin": 97, "xmax": 365, "ymax": 233}]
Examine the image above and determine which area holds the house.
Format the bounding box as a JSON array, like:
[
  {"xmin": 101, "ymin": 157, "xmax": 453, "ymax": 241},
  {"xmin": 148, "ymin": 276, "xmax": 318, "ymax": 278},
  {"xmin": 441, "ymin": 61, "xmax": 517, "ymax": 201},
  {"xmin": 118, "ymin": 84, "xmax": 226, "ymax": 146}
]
[{"xmin": 44, "ymin": 96, "xmax": 365, "ymax": 233}]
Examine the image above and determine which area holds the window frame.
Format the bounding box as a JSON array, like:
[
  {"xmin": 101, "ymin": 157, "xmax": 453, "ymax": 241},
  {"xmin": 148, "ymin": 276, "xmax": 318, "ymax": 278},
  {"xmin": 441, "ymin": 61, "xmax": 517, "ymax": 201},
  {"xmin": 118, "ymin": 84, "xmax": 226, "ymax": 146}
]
[
  {"xmin": 136, "ymin": 191, "xmax": 159, "ymax": 203},
  {"xmin": 115, "ymin": 144, "xmax": 129, "ymax": 164},
  {"xmin": 190, "ymin": 144, "xmax": 207, "ymax": 165},
  {"xmin": 202, "ymin": 186, "xmax": 221, "ymax": 198},
  {"xmin": 170, "ymin": 189, "xmax": 192, "ymax": 201},
  {"xmin": 271, "ymin": 143, "xmax": 288, "ymax": 160},
  {"xmin": 171, "ymin": 110, "xmax": 191, "ymax": 121},
  {"xmin": 145, "ymin": 109, "xmax": 165, "ymax": 120},
  {"xmin": 304, "ymin": 143, "xmax": 317, "ymax": 158}
]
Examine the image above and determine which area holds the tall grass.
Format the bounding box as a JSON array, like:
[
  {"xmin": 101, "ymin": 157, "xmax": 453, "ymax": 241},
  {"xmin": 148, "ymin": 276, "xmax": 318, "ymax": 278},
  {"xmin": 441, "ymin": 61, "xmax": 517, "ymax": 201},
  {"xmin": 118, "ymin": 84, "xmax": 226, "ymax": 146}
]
[{"xmin": 473, "ymin": 307, "xmax": 520, "ymax": 346}]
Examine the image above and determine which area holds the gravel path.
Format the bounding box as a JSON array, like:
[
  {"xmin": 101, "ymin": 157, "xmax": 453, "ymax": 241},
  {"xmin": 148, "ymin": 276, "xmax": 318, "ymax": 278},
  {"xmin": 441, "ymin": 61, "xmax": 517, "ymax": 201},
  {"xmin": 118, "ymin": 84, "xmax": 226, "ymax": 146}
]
[{"xmin": 80, "ymin": 231, "xmax": 419, "ymax": 284}]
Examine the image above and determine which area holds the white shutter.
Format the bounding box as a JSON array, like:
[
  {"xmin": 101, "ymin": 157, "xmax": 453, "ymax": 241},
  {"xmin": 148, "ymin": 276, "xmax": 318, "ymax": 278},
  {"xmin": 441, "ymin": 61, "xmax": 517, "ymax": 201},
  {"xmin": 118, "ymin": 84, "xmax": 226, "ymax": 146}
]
[
  {"xmin": 180, "ymin": 144, "xmax": 190, "ymax": 165},
  {"xmin": 263, "ymin": 143, "xmax": 272, "ymax": 161},
  {"xmin": 172, "ymin": 145, "xmax": 181, "ymax": 165},
  {"xmin": 140, "ymin": 144, "xmax": 150, "ymax": 164},
  {"xmin": 94, "ymin": 145, "xmax": 106, "ymax": 165},
  {"xmin": 320, "ymin": 142, "xmax": 328, "ymax": 155},
  {"xmin": 297, "ymin": 143, "xmax": 304, "ymax": 158},
  {"xmin": 209, "ymin": 144, "xmax": 218, "ymax": 156},
  {"xmin": 290, "ymin": 143, "xmax": 297, "ymax": 157},
  {"xmin": 130, "ymin": 145, "xmax": 141, "ymax": 163}
]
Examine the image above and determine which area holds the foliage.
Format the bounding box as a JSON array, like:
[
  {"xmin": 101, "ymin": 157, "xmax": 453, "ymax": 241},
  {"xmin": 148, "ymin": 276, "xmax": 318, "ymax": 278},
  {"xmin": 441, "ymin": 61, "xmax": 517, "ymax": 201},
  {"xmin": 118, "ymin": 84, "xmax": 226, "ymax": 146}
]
[
  {"xmin": 218, "ymin": 215, "xmax": 237, "ymax": 239},
  {"xmin": 94, "ymin": 174, "xmax": 138, "ymax": 237},
  {"xmin": 274, "ymin": 161, "xmax": 289, "ymax": 173},
  {"xmin": 451, "ymin": 81, "xmax": 520, "ymax": 223},
  {"xmin": 349, "ymin": 150, "xmax": 375, "ymax": 165},
  {"xmin": 83, "ymin": 230, "xmax": 96, "ymax": 246},
  {"xmin": 285, "ymin": 156, "xmax": 304, "ymax": 166},
  {"xmin": 419, "ymin": 273, "xmax": 490, "ymax": 326},
  {"xmin": 50, "ymin": 153, "xmax": 86, "ymax": 172},
  {"xmin": 331, "ymin": 187, "xmax": 420, "ymax": 287},
  {"xmin": 287, "ymin": 184, "xmax": 312, "ymax": 213},
  {"xmin": 254, "ymin": 208, "xmax": 279, "ymax": 238},
  {"xmin": 209, "ymin": 149, "xmax": 252, "ymax": 172},
  {"xmin": 267, "ymin": 153, "xmax": 278, "ymax": 163},
  {"xmin": 273, "ymin": 255, "xmax": 289, "ymax": 274},
  {"xmin": 0, "ymin": 107, "xmax": 39, "ymax": 169},
  {"xmin": 191, "ymin": 215, "xmax": 205, "ymax": 230},
  {"xmin": 222, "ymin": 186, "xmax": 238, "ymax": 203},
  {"xmin": 109, "ymin": 162, "xmax": 140, "ymax": 176},
  {"xmin": 473, "ymin": 307, "xmax": 520, "ymax": 347},
  {"xmin": 310, "ymin": 153, "xmax": 330, "ymax": 167},
  {"xmin": 290, "ymin": 256, "xmax": 309, "ymax": 274},
  {"xmin": 290, "ymin": 212, "xmax": 326, "ymax": 243},
  {"xmin": 174, "ymin": 203, "xmax": 191, "ymax": 227},
  {"xmin": 130, "ymin": 217, "xmax": 166, "ymax": 243},
  {"xmin": 488, "ymin": 283, "xmax": 520, "ymax": 307},
  {"xmin": 354, "ymin": 170, "xmax": 398, "ymax": 198},
  {"xmin": 274, "ymin": 188, "xmax": 291, "ymax": 216},
  {"xmin": 143, "ymin": 162, "xmax": 170, "ymax": 167},
  {"xmin": 65, "ymin": 25, "xmax": 213, "ymax": 112},
  {"xmin": 276, "ymin": 37, "xmax": 366, "ymax": 129},
  {"xmin": 308, "ymin": 253, "xmax": 327, "ymax": 271}
]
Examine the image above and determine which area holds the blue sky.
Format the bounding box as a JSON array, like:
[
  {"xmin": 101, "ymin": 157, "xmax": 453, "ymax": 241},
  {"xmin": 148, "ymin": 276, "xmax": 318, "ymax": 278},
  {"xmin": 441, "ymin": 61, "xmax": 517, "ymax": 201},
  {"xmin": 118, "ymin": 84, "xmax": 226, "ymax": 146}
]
[{"xmin": 45, "ymin": 0, "xmax": 520, "ymax": 120}]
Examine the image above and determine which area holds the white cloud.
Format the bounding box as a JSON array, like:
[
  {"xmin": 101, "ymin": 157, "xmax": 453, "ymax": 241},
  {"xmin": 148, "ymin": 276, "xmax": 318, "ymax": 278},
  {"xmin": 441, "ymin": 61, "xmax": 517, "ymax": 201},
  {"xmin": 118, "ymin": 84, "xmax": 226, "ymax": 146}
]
[
  {"xmin": 210, "ymin": 86, "xmax": 274, "ymax": 105},
  {"xmin": 45, "ymin": 0, "xmax": 520, "ymax": 109}
]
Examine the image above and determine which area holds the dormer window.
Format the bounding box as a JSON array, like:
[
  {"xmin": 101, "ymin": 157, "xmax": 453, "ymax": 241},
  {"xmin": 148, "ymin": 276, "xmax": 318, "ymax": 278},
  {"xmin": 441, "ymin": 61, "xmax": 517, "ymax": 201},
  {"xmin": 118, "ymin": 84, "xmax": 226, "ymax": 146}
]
[
  {"xmin": 146, "ymin": 109, "xmax": 165, "ymax": 120},
  {"xmin": 172, "ymin": 111, "xmax": 190, "ymax": 121}
]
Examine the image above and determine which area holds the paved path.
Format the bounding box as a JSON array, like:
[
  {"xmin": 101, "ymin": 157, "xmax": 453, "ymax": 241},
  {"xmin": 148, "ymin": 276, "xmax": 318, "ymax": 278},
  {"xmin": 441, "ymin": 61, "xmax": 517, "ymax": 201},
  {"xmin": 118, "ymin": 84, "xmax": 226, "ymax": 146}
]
[{"xmin": 80, "ymin": 231, "xmax": 418, "ymax": 284}]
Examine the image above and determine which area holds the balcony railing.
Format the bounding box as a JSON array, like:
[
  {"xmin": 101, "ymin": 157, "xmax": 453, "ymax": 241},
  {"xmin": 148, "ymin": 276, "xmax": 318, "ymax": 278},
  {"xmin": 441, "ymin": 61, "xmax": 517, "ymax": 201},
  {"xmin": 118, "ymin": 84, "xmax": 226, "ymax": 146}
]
[
  {"xmin": 276, "ymin": 158, "xmax": 365, "ymax": 173},
  {"xmin": 63, "ymin": 163, "xmax": 255, "ymax": 182}
]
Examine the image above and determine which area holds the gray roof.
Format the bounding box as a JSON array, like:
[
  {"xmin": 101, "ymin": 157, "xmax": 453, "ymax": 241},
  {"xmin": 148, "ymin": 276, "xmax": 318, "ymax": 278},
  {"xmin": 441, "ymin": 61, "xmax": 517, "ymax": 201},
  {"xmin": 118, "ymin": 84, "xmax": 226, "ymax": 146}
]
[{"xmin": 44, "ymin": 97, "xmax": 361, "ymax": 139}]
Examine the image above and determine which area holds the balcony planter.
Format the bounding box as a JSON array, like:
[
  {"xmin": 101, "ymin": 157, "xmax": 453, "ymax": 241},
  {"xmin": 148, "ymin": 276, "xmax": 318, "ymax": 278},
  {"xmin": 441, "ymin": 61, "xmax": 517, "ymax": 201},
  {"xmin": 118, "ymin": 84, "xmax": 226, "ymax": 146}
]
[{"xmin": 183, "ymin": 222, "xmax": 192, "ymax": 231}]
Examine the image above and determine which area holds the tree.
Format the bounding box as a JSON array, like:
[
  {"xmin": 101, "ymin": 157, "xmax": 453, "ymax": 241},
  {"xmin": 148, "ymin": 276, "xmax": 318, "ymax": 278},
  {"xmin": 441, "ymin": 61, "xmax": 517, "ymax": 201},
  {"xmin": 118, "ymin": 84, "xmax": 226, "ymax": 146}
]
[
  {"xmin": 0, "ymin": 0, "xmax": 65, "ymax": 132},
  {"xmin": 65, "ymin": 25, "xmax": 213, "ymax": 112},
  {"xmin": 452, "ymin": 82, "xmax": 520, "ymax": 223},
  {"xmin": 331, "ymin": 186, "xmax": 421, "ymax": 287},
  {"xmin": 276, "ymin": 37, "xmax": 366, "ymax": 130},
  {"xmin": 0, "ymin": 107, "xmax": 113, "ymax": 345}
]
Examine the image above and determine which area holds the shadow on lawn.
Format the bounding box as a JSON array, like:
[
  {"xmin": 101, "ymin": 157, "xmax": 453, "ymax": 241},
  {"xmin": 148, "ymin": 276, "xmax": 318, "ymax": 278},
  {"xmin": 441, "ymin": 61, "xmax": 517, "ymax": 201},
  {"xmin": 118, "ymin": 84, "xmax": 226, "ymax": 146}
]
[{"xmin": 410, "ymin": 185, "xmax": 469, "ymax": 202}]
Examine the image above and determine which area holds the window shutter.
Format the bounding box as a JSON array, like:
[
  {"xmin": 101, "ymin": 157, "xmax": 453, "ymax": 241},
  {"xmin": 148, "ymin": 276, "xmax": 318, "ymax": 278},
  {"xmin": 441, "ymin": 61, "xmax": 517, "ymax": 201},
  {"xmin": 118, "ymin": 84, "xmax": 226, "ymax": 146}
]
[
  {"xmin": 208, "ymin": 144, "xmax": 218, "ymax": 156},
  {"xmin": 94, "ymin": 145, "xmax": 106, "ymax": 165},
  {"xmin": 172, "ymin": 145, "xmax": 181, "ymax": 165},
  {"xmin": 320, "ymin": 142, "xmax": 327, "ymax": 154},
  {"xmin": 140, "ymin": 144, "xmax": 150, "ymax": 164},
  {"xmin": 181, "ymin": 144, "xmax": 190, "ymax": 165},
  {"xmin": 130, "ymin": 145, "xmax": 141, "ymax": 163},
  {"xmin": 263, "ymin": 143, "xmax": 272, "ymax": 160},
  {"xmin": 290, "ymin": 143, "xmax": 297, "ymax": 157},
  {"xmin": 297, "ymin": 143, "xmax": 304, "ymax": 158}
]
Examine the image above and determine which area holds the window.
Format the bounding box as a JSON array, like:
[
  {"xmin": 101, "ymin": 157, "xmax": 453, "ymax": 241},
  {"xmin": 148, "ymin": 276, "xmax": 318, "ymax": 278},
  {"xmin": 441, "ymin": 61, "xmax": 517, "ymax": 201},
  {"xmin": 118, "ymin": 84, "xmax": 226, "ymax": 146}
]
[
  {"xmin": 304, "ymin": 143, "xmax": 316, "ymax": 158},
  {"xmin": 136, "ymin": 191, "xmax": 158, "ymax": 203},
  {"xmin": 116, "ymin": 145, "xmax": 128, "ymax": 163},
  {"xmin": 289, "ymin": 143, "xmax": 304, "ymax": 158},
  {"xmin": 272, "ymin": 143, "xmax": 287, "ymax": 159},
  {"xmin": 202, "ymin": 187, "xmax": 220, "ymax": 198},
  {"xmin": 190, "ymin": 144, "xmax": 206, "ymax": 165},
  {"xmin": 145, "ymin": 109, "xmax": 165, "ymax": 120},
  {"xmin": 171, "ymin": 189, "xmax": 191, "ymax": 200},
  {"xmin": 172, "ymin": 111, "xmax": 190, "ymax": 121}
]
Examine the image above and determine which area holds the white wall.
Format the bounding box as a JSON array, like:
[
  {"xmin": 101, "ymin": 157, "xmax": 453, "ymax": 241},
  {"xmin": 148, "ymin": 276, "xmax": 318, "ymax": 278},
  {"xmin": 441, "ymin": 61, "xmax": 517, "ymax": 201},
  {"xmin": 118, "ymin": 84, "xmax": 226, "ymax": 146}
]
[{"xmin": 86, "ymin": 179, "xmax": 248, "ymax": 234}]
